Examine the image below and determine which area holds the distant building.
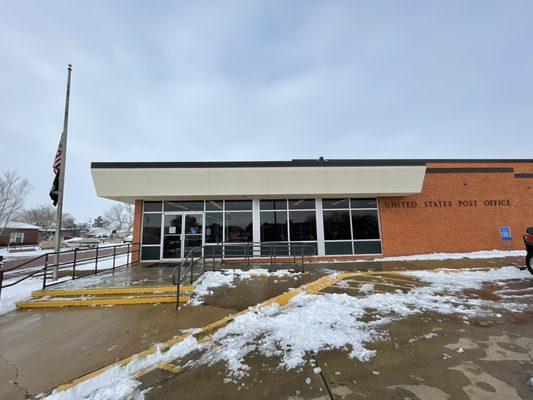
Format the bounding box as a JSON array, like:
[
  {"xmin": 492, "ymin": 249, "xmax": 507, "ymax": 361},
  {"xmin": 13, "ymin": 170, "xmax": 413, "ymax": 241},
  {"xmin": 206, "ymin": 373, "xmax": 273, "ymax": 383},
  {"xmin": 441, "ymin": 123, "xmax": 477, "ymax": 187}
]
[{"xmin": 0, "ymin": 222, "xmax": 41, "ymax": 246}]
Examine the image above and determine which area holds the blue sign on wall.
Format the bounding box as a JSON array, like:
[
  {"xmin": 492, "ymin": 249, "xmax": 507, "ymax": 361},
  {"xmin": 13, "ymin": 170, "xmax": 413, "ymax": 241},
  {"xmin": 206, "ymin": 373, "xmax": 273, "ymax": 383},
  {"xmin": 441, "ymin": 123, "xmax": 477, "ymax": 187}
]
[{"xmin": 499, "ymin": 226, "xmax": 512, "ymax": 241}]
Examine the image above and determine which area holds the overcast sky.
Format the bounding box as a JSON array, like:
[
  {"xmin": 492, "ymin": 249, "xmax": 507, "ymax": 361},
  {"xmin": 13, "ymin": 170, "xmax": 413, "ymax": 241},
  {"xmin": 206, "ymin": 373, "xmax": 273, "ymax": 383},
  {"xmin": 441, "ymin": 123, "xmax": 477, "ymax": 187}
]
[{"xmin": 1, "ymin": 1, "xmax": 532, "ymax": 222}]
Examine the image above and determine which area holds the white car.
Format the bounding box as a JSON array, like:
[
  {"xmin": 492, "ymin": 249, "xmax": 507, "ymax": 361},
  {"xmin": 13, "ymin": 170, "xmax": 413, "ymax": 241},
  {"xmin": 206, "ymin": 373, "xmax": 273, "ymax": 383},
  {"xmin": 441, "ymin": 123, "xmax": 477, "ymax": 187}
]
[{"xmin": 123, "ymin": 235, "xmax": 133, "ymax": 243}]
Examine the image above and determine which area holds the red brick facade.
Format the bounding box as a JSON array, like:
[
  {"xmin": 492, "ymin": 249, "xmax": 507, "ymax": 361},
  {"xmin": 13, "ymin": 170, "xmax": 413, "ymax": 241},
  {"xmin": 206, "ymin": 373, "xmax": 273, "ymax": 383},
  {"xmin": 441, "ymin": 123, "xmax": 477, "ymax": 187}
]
[
  {"xmin": 132, "ymin": 200, "xmax": 143, "ymax": 262},
  {"xmin": 0, "ymin": 228, "xmax": 40, "ymax": 246},
  {"xmin": 379, "ymin": 162, "xmax": 533, "ymax": 256}
]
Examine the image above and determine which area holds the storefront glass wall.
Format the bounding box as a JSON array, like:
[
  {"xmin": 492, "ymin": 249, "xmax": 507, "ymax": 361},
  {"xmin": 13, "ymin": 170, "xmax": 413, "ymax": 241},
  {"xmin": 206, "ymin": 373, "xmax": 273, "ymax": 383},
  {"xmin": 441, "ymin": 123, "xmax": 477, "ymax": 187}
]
[{"xmin": 140, "ymin": 198, "xmax": 381, "ymax": 260}]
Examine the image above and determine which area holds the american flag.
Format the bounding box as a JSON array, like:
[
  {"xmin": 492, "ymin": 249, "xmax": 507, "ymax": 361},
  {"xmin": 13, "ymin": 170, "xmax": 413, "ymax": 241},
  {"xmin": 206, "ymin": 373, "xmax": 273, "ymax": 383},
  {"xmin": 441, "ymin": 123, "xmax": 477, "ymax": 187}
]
[{"xmin": 53, "ymin": 138, "xmax": 63, "ymax": 174}]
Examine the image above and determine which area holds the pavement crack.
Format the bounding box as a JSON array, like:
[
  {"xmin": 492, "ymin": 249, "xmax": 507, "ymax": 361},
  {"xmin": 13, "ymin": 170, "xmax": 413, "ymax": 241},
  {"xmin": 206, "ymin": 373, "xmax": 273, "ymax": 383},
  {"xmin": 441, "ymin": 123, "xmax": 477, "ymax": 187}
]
[
  {"xmin": 0, "ymin": 353, "xmax": 29, "ymax": 398},
  {"xmin": 311, "ymin": 354, "xmax": 334, "ymax": 400}
]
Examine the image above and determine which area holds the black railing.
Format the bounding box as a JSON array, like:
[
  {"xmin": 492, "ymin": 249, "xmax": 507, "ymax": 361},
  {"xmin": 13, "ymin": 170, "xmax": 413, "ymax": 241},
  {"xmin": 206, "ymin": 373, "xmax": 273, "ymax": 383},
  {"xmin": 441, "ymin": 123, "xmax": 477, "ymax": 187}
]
[
  {"xmin": 0, "ymin": 243, "xmax": 141, "ymax": 300},
  {"xmin": 172, "ymin": 242, "xmax": 316, "ymax": 309}
]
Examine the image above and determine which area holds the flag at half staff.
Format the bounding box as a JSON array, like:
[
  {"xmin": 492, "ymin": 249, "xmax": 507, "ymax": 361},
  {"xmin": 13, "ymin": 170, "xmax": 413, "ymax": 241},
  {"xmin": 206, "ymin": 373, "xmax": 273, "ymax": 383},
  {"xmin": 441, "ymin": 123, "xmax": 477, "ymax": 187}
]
[{"xmin": 49, "ymin": 134, "xmax": 63, "ymax": 206}]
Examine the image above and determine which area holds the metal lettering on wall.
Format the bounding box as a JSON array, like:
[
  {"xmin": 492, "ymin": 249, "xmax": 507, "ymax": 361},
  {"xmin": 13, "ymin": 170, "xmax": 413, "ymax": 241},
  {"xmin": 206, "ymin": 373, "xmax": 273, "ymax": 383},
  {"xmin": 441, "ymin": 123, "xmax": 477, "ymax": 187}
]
[{"xmin": 383, "ymin": 199, "xmax": 513, "ymax": 209}]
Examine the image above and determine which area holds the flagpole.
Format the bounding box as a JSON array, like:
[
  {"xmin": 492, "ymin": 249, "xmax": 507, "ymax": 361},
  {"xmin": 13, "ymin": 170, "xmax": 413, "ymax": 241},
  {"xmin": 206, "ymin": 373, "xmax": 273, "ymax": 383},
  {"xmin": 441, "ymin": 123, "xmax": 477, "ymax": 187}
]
[{"xmin": 53, "ymin": 64, "xmax": 72, "ymax": 281}]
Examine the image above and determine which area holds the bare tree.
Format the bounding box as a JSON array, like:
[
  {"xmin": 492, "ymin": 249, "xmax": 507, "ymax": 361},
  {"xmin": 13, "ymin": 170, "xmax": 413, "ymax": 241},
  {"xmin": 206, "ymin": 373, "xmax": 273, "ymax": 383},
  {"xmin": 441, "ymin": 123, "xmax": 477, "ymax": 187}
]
[
  {"xmin": 0, "ymin": 170, "xmax": 31, "ymax": 235},
  {"xmin": 103, "ymin": 203, "xmax": 134, "ymax": 233},
  {"xmin": 17, "ymin": 204, "xmax": 55, "ymax": 232}
]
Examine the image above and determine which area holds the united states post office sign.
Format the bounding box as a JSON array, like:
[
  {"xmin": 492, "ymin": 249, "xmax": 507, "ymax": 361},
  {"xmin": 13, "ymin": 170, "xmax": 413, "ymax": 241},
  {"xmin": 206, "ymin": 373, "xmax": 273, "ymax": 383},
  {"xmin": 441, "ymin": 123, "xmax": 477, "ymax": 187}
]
[{"xmin": 383, "ymin": 199, "xmax": 513, "ymax": 209}]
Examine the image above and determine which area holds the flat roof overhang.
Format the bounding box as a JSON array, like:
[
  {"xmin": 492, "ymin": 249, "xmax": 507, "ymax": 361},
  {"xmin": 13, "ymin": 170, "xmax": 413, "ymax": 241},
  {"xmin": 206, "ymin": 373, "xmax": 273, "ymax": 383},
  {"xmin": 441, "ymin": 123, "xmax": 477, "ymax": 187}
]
[{"xmin": 91, "ymin": 160, "xmax": 427, "ymax": 202}]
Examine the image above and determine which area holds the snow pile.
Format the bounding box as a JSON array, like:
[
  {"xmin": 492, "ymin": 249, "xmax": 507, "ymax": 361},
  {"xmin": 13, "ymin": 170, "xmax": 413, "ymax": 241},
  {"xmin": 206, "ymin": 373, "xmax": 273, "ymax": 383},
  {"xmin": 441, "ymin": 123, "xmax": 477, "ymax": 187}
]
[
  {"xmin": 359, "ymin": 249, "xmax": 526, "ymax": 262},
  {"xmin": 45, "ymin": 336, "xmax": 200, "ymax": 400},
  {"xmin": 198, "ymin": 267, "xmax": 528, "ymax": 378}
]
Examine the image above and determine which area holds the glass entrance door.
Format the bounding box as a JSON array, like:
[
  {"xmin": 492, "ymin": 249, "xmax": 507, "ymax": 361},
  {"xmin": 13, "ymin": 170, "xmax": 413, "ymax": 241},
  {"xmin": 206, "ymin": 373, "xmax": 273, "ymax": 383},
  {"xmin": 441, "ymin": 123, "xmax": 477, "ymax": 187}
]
[
  {"xmin": 184, "ymin": 214, "xmax": 203, "ymax": 257},
  {"xmin": 163, "ymin": 214, "xmax": 182, "ymax": 259},
  {"xmin": 162, "ymin": 213, "xmax": 203, "ymax": 259}
]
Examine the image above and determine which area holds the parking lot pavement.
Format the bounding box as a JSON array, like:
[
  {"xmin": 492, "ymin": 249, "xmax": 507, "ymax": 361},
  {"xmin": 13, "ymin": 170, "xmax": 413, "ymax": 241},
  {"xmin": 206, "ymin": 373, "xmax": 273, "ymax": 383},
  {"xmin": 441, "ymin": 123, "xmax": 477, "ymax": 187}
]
[
  {"xmin": 139, "ymin": 267, "xmax": 533, "ymax": 400},
  {"xmin": 0, "ymin": 270, "xmax": 315, "ymax": 399},
  {"xmin": 0, "ymin": 257, "xmax": 531, "ymax": 399}
]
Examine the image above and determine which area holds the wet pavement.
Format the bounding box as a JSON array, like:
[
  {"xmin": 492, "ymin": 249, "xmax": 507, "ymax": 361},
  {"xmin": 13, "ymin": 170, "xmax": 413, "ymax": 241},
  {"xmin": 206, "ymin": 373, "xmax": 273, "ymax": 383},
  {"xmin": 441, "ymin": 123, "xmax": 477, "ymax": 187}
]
[{"xmin": 0, "ymin": 256, "xmax": 531, "ymax": 399}]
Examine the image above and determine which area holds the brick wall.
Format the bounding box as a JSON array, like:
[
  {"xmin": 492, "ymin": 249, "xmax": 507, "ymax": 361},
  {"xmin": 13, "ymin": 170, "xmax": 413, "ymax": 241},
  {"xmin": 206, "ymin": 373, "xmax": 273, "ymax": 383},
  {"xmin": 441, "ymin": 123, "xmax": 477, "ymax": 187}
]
[
  {"xmin": 132, "ymin": 200, "xmax": 143, "ymax": 262},
  {"xmin": 379, "ymin": 162, "xmax": 533, "ymax": 256},
  {"xmin": 0, "ymin": 228, "xmax": 40, "ymax": 246}
]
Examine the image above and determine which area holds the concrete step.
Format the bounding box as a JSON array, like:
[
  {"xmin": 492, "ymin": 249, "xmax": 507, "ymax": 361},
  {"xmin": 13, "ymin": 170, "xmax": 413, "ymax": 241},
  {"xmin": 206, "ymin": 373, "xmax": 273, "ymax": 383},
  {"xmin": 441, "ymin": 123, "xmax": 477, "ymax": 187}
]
[
  {"xmin": 16, "ymin": 294, "xmax": 191, "ymax": 309},
  {"xmin": 31, "ymin": 285, "xmax": 195, "ymax": 298}
]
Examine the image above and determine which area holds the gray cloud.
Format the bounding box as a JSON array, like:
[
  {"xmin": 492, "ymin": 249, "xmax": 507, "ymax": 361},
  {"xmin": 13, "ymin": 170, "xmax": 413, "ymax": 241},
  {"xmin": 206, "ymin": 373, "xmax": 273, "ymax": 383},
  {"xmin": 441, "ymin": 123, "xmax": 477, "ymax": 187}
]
[{"xmin": 1, "ymin": 1, "xmax": 532, "ymax": 221}]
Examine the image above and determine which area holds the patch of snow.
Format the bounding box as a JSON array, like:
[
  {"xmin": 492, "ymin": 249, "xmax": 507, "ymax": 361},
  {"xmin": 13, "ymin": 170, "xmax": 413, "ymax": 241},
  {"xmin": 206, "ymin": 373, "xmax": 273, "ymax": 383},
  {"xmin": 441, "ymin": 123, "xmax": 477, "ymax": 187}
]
[
  {"xmin": 404, "ymin": 266, "xmax": 525, "ymax": 292},
  {"xmin": 313, "ymin": 367, "xmax": 321, "ymax": 374},
  {"xmin": 359, "ymin": 283, "xmax": 374, "ymax": 293},
  {"xmin": 357, "ymin": 249, "xmax": 526, "ymax": 262},
  {"xmin": 189, "ymin": 269, "xmax": 300, "ymax": 305},
  {"xmin": 45, "ymin": 336, "xmax": 200, "ymax": 400},
  {"xmin": 0, "ymin": 277, "xmax": 43, "ymax": 315},
  {"xmin": 408, "ymin": 332, "xmax": 438, "ymax": 343},
  {"xmin": 197, "ymin": 267, "xmax": 528, "ymax": 378}
]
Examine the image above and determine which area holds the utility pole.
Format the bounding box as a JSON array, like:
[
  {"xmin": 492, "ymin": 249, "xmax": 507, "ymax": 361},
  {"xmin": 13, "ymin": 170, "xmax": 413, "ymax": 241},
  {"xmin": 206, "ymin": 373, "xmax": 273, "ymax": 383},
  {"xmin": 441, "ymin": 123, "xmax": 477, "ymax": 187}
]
[{"xmin": 53, "ymin": 64, "xmax": 73, "ymax": 280}]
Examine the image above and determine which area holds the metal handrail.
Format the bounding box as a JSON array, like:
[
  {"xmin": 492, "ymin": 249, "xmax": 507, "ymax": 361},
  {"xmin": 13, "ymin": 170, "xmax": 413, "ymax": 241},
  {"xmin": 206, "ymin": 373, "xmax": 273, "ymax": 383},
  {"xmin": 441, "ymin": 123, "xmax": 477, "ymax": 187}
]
[
  {"xmin": 172, "ymin": 242, "xmax": 316, "ymax": 309},
  {"xmin": 0, "ymin": 242, "xmax": 141, "ymax": 300}
]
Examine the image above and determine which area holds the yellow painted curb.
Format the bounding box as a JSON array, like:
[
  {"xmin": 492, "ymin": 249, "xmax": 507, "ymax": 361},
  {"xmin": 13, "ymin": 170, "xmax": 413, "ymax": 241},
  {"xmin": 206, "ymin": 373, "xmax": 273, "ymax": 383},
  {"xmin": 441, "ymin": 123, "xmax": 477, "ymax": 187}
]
[
  {"xmin": 31, "ymin": 285, "xmax": 195, "ymax": 298},
  {"xmin": 16, "ymin": 296, "xmax": 191, "ymax": 309}
]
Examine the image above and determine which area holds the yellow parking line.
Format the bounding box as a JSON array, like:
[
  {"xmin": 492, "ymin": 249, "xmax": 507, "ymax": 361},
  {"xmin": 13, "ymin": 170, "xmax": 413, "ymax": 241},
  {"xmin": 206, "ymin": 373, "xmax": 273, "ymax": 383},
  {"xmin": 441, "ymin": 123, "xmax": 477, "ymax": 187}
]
[
  {"xmin": 158, "ymin": 362, "xmax": 182, "ymax": 374},
  {"xmin": 16, "ymin": 296, "xmax": 191, "ymax": 308},
  {"xmin": 31, "ymin": 285, "xmax": 195, "ymax": 298}
]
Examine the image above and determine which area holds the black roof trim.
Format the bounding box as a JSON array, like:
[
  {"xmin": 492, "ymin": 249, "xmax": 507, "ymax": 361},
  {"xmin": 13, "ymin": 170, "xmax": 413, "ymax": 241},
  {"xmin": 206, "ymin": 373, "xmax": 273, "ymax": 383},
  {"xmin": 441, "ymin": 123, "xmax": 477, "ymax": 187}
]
[
  {"xmin": 515, "ymin": 173, "xmax": 533, "ymax": 179},
  {"xmin": 91, "ymin": 159, "xmax": 533, "ymax": 169},
  {"xmin": 427, "ymin": 167, "xmax": 515, "ymax": 174}
]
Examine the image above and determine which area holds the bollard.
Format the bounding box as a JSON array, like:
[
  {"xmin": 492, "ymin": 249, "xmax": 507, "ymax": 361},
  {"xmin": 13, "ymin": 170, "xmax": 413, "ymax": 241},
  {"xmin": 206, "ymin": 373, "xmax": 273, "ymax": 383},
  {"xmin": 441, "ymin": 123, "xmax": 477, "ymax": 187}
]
[{"xmin": 72, "ymin": 248, "xmax": 78, "ymax": 279}]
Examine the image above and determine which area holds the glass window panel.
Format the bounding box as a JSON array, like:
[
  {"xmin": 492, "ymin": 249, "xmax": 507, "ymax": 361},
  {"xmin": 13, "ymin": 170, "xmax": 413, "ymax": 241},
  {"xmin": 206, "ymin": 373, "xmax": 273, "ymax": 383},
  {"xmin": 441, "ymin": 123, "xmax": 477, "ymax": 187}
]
[
  {"xmin": 260, "ymin": 242, "xmax": 290, "ymax": 256},
  {"xmin": 354, "ymin": 240, "xmax": 382, "ymax": 254},
  {"xmin": 205, "ymin": 245, "xmax": 223, "ymax": 257},
  {"xmin": 205, "ymin": 212, "xmax": 223, "ymax": 243},
  {"xmin": 224, "ymin": 212, "xmax": 253, "ymax": 242},
  {"xmin": 260, "ymin": 211, "xmax": 288, "ymax": 242},
  {"xmin": 141, "ymin": 246, "xmax": 160, "ymax": 260},
  {"xmin": 224, "ymin": 244, "xmax": 254, "ymax": 258},
  {"xmin": 225, "ymin": 200, "xmax": 252, "ymax": 210},
  {"xmin": 351, "ymin": 198, "xmax": 377, "ymax": 209},
  {"xmin": 144, "ymin": 201, "xmax": 162, "ymax": 212},
  {"xmin": 142, "ymin": 214, "xmax": 161, "ymax": 245},
  {"xmin": 351, "ymin": 210, "xmax": 380, "ymax": 239},
  {"xmin": 289, "ymin": 199, "xmax": 316, "ymax": 210},
  {"xmin": 206, "ymin": 200, "xmax": 223, "ymax": 211},
  {"xmin": 289, "ymin": 210, "xmax": 317, "ymax": 241},
  {"xmin": 163, "ymin": 236, "xmax": 181, "ymax": 258},
  {"xmin": 325, "ymin": 241, "xmax": 353, "ymax": 255},
  {"xmin": 323, "ymin": 210, "xmax": 351, "ymax": 240},
  {"xmin": 163, "ymin": 215, "xmax": 182, "ymax": 235},
  {"xmin": 289, "ymin": 242, "xmax": 317, "ymax": 256},
  {"xmin": 184, "ymin": 214, "xmax": 203, "ymax": 235},
  {"xmin": 164, "ymin": 201, "xmax": 204, "ymax": 211},
  {"xmin": 322, "ymin": 198, "xmax": 349, "ymax": 209},
  {"xmin": 260, "ymin": 199, "xmax": 287, "ymax": 210}
]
